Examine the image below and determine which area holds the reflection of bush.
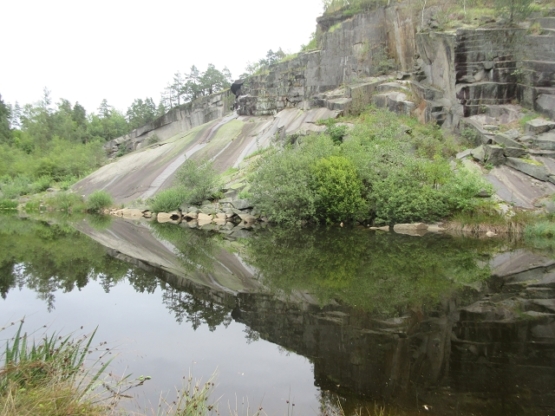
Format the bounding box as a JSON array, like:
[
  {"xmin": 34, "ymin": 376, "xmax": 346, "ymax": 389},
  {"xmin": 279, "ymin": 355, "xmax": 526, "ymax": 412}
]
[
  {"xmin": 245, "ymin": 228, "xmax": 500, "ymax": 315},
  {"xmin": 150, "ymin": 222, "xmax": 220, "ymax": 274}
]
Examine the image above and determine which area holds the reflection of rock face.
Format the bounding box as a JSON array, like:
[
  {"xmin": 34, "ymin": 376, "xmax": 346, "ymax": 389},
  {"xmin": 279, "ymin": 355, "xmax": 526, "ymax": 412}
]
[
  {"xmin": 75, "ymin": 218, "xmax": 555, "ymax": 414},
  {"xmin": 232, "ymin": 289, "xmax": 555, "ymax": 414}
]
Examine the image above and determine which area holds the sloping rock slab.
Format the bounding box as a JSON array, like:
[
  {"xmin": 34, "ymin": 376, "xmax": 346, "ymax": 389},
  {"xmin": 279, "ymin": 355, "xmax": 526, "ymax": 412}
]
[
  {"xmin": 505, "ymin": 157, "xmax": 549, "ymax": 181},
  {"xmin": 491, "ymin": 249, "xmax": 555, "ymax": 278},
  {"xmin": 485, "ymin": 165, "xmax": 555, "ymax": 208}
]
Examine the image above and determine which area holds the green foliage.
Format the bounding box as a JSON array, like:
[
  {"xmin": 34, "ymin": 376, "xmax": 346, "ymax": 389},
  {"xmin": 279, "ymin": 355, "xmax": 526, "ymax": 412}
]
[
  {"xmin": 311, "ymin": 156, "xmax": 366, "ymax": 222},
  {"xmin": 494, "ymin": 0, "xmax": 532, "ymax": 23},
  {"xmin": 250, "ymin": 135, "xmax": 337, "ymax": 225},
  {"xmin": 0, "ymin": 93, "xmax": 12, "ymax": 143},
  {"xmin": 147, "ymin": 133, "xmax": 160, "ymax": 145},
  {"xmin": 41, "ymin": 192, "xmax": 86, "ymax": 212},
  {"xmin": 0, "ymin": 199, "xmax": 17, "ymax": 210},
  {"xmin": 251, "ymin": 107, "xmax": 489, "ymax": 225},
  {"xmin": 175, "ymin": 158, "xmax": 222, "ymax": 205},
  {"xmin": 301, "ymin": 32, "xmax": 320, "ymax": 52},
  {"xmin": 322, "ymin": 0, "xmax": 387, "ymax": 15},
  {"xmin": 86, "ymin": 190, "xmax": 113, "ymax": 213},
  {"xmin": 126, "ymin": 97, "xmax": 157, "ymax": 130},
  {"xmin": 245, "ymin": 228, "xmax": 497, "ymax": 314},
  {"xmin": 149, "ymin": 187, "xmax": 188, "ymax": 213},
  {"xmin": 163, "ymin": 64, "xmax": 233, "ymax": 108}
]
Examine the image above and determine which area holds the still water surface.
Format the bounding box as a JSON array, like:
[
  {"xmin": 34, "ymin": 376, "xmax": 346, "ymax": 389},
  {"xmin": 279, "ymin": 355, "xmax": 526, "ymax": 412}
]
[{"xmin": 1, "ymin": 214, "xmax": 555, "ymax": 415}]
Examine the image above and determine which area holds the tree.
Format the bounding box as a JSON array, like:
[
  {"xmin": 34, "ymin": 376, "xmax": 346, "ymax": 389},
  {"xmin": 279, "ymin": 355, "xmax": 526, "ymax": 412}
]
[
  {"xmin": 495, "ymin": 0, "xmax": 532, "ymax": 24},
  {"xmin": 0, "ymin": 94, "xmax": 12, "ymax": 143},
  {"xmin": 126, "ymin": 97, "xmax": 157, "ymax": 130}
]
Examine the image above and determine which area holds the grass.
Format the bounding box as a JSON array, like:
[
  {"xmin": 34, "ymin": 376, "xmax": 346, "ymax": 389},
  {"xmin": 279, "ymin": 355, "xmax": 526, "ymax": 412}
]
[{"xmin": 0, "ymin": 321, "xmax": 111, "ymax": 416}]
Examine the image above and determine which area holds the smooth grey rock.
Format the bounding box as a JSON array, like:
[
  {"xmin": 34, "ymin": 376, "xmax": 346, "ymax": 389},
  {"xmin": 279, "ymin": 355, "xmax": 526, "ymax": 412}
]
[
  {"xmin": 544, "ymin": 201, "xmax": 555, "ymax": 214},
  {"xmin": 393, "ymin": 223, "xmax": 428, "ymax": 231},
  {"xmin": 201, "ymin": 206, "xmax": 217, "ymax": 215},
  {"xmin": 232, "ymin": 199, "xmax": 253, "ymax": 210},
  {"xmin": 238, "ymin": 213, "xmax": 257, "ymax": 225},
  {"xmin": 505, "ymin": 157, "xmax": 549, "ymax": 181},
  {"xmin": 503, "ymin": 147, "xmax": 527, "ymax": 158},
  {"xmin": 531, "ymin": 132, "xmax": 555, "ymax": 151},
  {"xmin": 476, "ymin": 188, "xmax": 493, "ymax": 197},
  {"xmin": 456, "ymin": 149, "xmax": 472, "ymax": 159},
  {"xmin": 504, "ymin": 129, "xmax": 520, "ymax": 141},
  {"xmin": 483, "ymin": 61, "xmax": 494, "ymax": 70},
  {"xmin": 485, "ymin": 145, "xmax": 505, "ymax": 166},
  {"xmin": 483, "ymin": 125, "xmax": 498, "ymax": 131},
  {"xmin": 526, "ymin": 118, "xmax": 555, "ymax": 135},
  {"xmin": 493, "ymin": 133, "xmax": 523, "ymax": 149},
  {"xmin": 471, "ymin": 145, "xmax": 485, "ymax": 162}
]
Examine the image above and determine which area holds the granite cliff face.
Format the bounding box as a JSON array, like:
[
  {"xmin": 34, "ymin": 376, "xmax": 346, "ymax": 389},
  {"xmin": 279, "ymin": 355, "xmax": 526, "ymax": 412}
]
[{"xmin": 75, "ymin": 3, "xmax": 555, "ymax": 206}]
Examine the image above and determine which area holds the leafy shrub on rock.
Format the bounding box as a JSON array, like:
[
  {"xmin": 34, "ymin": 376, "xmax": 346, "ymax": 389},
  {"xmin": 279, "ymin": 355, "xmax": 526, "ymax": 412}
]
[
  {"xmin": 311, "ymin": 156, "xmax": 366, "ymax": 222},
  {"xmin": 149, "ymin": 158, "xmax": 221, "ymax": 212},
  {"xmin": 86, "ymin": 190, "xmax": 113, "ymax": 213},
  {"xmin": 250, "ymin": 135, "xmax": 337, "ymax": 225},
  {"xmin": 149, "ymin": 188, "xmax": 188, "ymax": 213}
]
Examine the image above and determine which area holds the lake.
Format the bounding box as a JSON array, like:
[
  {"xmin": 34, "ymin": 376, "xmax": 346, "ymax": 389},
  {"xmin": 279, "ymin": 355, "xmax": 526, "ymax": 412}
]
[{"xmin": 1, "ymin": 213, "xmax": 555, "ymax": 415}]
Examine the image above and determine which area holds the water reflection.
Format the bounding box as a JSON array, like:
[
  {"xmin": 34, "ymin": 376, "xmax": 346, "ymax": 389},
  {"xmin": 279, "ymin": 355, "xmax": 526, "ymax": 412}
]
[{"xmin": 2, "ymin": 214, "xmax": 555, "ymax": 415}]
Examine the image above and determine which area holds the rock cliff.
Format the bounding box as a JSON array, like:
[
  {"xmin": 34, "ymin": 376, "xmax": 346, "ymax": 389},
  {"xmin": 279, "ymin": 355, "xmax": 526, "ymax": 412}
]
[{"xmin": 74, "ymin": 2, "xmax": 555, "ymax": 207}]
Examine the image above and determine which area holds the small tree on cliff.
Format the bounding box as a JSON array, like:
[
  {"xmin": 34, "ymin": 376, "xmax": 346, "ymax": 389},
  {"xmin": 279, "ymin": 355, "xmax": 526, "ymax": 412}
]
[{"xmin": 495, "ymin": 0, "xmax": 532, "ymax": 24}]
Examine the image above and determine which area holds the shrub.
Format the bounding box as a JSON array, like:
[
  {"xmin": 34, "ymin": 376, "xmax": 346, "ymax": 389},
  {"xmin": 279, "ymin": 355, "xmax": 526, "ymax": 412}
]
[
  {"xmin": 86, "ymin": 190, "xmax": 113, "ymax": 213},
  {"xmin": 250, "ymin": 135, "xmax": 337, "ymax": 225},
  {"xmin": 47, "ymin": 192, "xmax": 86, "ymax": 212},
  {"xmin": 311, "ymin": 156, "xmax": 366, "ymax": 222},
  {"xmin": 175, "ymin": 158, "xmax": 222, "ymax": 205},
  {"xmin": 0, "ymin": 199, "xmax": 18, "ymax": 210},
  {"xmin": 149, "ymin": 187, "xmax": 188, "ymax": 213}
]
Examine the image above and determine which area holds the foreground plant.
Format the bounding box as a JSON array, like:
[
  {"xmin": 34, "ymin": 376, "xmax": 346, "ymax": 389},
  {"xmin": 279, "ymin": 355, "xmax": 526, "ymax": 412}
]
[{"xmin": 0, "ymin": 321, "xmax": 111, "ymax": 416}]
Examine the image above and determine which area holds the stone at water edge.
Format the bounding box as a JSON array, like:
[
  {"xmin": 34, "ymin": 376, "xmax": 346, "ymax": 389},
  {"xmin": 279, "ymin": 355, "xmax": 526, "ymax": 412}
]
[
  {"xmin": 157, "ymin": 211, "xmax": 182, "ymax": 224},
  {"xmin": 393, "ymin": 223, "xmax": 428, "ymax": 231},
  {"xmin": 183, "ymin": 212, "xmax": 198, "ymax": 220},
  {"xmin": 197, "ymin": 213, "xmax": 213, "ymax": 226}
]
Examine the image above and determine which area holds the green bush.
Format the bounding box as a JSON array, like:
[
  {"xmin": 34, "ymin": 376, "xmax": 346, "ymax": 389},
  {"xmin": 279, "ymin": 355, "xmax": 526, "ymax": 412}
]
[
  {"xmin": 149, "ymin": 188, "xmax": 188, "ymax": 213},
  {"xmin": 250, "ymin": 135, "xmax": 337, "ymax": 225},
  {"xmin": 86, "ymin": 190, "xmax": 113, "ymax": 213},
  {"xmin": 47, "ymin": 192, "xmax": 86, "ymax": 212},
  {"xmin": 0, "ymin": 199, "xmax": 18, "ymax": 210},
  {"xmin": 250, "ymin": 107, "xmax": 488, "ymax": 226},
  {"xmin": 311, "ymin": 156, "xmax": 366, "ymax": 222},
  {"xmin": 175, "ymin": 158, "xmax": 222, "ymax": 205}
]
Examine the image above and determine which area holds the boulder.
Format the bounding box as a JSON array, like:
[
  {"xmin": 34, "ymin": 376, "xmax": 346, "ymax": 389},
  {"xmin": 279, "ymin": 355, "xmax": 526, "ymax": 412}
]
[
  {"xmin": 493, "ymin": 133, "xmax": 522, "ymax": 149},
  {"xmin": 238, "ymin": 213, "xmax": 257, "ymax": 227},
  {"xmin": 232, "ymin": 199, "xmax": 253, "ymax": 210},
  {"xmin": 525, "ymin": 118, "xmax": 555, "ymax": 135},
  {"xmin": 157, "ymin": 211, "xmax": 182, "ymax": 224},
  {"xmin": 484, "ymin": 145, "xmax": 505, "ymax": 166},
  {"xmin": 197, "ymin": 213, "xmax": 213, "ymax": 226},
  {"xmin": 471, "ymin": 145, "xmax": 485, "ymax": 162},
  {"xmin": 393, "ymin": 223, "xmax": 428, "ymax": 231},
  {"xmin": 503, "ymin": 147, "xmax": 527, "ymax": 158},
  {"xmin": 183, "ymin": 211, "xmax": 198, "ymax": 220}
]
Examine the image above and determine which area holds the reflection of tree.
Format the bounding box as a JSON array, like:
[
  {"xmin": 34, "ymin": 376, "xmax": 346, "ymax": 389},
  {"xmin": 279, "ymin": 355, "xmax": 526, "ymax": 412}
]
[
  {"xmin": 0, "ymin": 215, "xmax": 132, "ymax": 309},
  {"xmin": 245, "ymin": 228, "xmax": 502, "ymax": 315},
  {"xmin": 162, "ymin": 288, "xmax": 231, "ymax": 331}
]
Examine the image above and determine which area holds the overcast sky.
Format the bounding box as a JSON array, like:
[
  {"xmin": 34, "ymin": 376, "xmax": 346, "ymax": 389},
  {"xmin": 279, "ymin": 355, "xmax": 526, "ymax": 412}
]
[{"xmin": 1, "ymin": 0, "xmax": 324, "ymax": 114}]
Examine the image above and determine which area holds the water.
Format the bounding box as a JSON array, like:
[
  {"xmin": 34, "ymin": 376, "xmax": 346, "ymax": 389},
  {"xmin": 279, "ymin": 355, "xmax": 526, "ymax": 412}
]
[{"xmin": 2, "ymin": 214, "xmax": 555, "ymax": 415}]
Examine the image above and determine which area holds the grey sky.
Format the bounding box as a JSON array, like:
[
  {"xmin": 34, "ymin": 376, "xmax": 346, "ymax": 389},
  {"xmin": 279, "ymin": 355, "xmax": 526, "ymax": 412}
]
[{"xmin": 1, "ymin": 0, "xmax": 323, "ymax": 114}]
